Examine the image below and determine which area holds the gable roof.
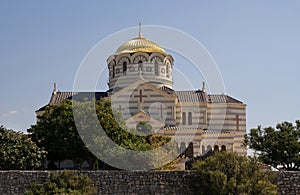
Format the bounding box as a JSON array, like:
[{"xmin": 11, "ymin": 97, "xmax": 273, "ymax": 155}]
[
  {"xmin": 125, "ymin": 110, "xmax": 164, "ymax": 132},
  {"xmin": 110, "ymin": 79, "xmax": 174, "ymax": 100}
]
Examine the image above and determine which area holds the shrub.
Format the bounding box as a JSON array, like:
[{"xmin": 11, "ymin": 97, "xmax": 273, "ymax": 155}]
[
  {"xmin": 25, "ymin": 170, "xmax": 96, "ymax": 195},
  {"xmin": 191, "ymin": 151, "xmax": 277, "ymax": 195}
]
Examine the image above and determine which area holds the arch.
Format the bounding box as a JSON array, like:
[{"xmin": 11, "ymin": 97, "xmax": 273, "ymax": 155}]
[
  {"xmin": 207, "ymin": 145, "xmax": 212, "ymax": 151},
  {"xmin": 149, "ymin": 52, "xmax": 165, "ymax": 63},
  {"xmin": 214, "ymin": 145, "xmax": 219, "ymax": 152},
  {"xmin": 106, "ymin": 55, "xmax": 116, "ymax": 66},
  {"xmin": 131, "ymin": 52, "xmax": 149, "ymax": 63},
  {"xmin": 182, "ymin": 112, "xmax": 186, "ymax": 125},
  {"xmin": 115, "ymin": 53, "xmax": 131, "ymax": 65},
  {"xmin": 188, "ymin": 112, "xmax": 192, "ymax": 125},
  {"xmin": 163, "ymin": 55, "xmax": 174, "ymax": 65},
  {"xmin": 221, "ymin": 145, "xmax": 226, "ymax": 151}
]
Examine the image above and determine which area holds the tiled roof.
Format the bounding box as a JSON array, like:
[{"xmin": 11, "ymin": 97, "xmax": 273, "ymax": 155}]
[
  {"xmin": 39, "ymin": 87, "xmax": 242, "ymax": 112},
  {"xmin": 208, "ymin": 94, "xmax": 243, "ymax": 104},
  {"xmin": 159, "ymin": 86, "xmax": 175, "ymax": 95},
  {"xmin": 163, "ymin": 126, "xmax": 231, "ymax": 134},
  {"xmin": 175, "ymin": 90, "xmax": 208, "ymax": 102},
  {"xmin": 174, "ymin": 90, "xmax": 243, "ymax": 104},
  {"xmin": 71, "ymin": 92, "xmax": 108, "ymax": 102},
  {"xmin": 49, "ymin": 92, "xmax": 77, "ymax": 104},
  {"xmin": 49, "ymin": 92, "xmax": 108, "ymax": 104},
  {"xmin": 37, "ymin": 91, "xmax": 108, "ymax": 112}
]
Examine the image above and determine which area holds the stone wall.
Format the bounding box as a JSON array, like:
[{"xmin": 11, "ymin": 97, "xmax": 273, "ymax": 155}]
[
  {"xmin": 83, "ymin": 171, "xmax": 194, "ymax": 195},
  {"xmin": 0, "ymin": 170, "xmax": 299, "ymax": 195},
  {"xmin": 0, "ymin": 171, "xmax": 50, "ymax": 195},
  {"xmin": 277, "ymin": 171, "xmax": 300, "ymax": 195}
]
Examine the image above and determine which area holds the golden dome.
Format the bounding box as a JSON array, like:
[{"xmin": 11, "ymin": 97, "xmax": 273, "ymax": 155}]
[{"xmin": 116, "ymin": 36, "xmax": 166, "ymax": 55}]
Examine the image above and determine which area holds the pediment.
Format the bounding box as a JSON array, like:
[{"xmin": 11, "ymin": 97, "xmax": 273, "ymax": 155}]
[
  {"xmin": 109, "ymin": 78, "xmax": 174, "ymax": 100},
  {"xmin": 125, "ymin": 110, "xmax": 164, "ymax": 132}
]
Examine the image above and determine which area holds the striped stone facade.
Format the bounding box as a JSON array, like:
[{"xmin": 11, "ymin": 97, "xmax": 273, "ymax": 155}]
[{"xmin": 37, "ymin": 33, "xmax": 247, "ymax": 161}]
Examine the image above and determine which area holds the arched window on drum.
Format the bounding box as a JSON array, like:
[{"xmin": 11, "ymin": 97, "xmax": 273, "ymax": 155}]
[{"xmin": 123, "ymin": 61, "xmax": 127, "ymax": 75}]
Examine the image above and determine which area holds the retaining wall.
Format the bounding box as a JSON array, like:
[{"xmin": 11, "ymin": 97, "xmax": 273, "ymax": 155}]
[{"xmin": 0, "ymin": 170, "xmax": 299, "ymax": 194}]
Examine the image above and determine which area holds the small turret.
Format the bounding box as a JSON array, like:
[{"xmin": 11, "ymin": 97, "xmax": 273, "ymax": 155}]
[
  {"xmin": 202, "ymin": 81, "xmax": 206, "ymax": 93},
  {"xmin": 53, "ymin": 82, "xmax": 57, "ymax": 95}
]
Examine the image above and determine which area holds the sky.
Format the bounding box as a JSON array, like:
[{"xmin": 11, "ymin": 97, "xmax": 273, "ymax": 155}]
[{"xmin": 0, "ymin": 1, "xmax": 300, "ymax": 132}]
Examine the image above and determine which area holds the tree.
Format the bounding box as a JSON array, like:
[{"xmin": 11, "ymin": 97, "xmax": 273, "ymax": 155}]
[
  {"xmin": 0, "ymin": 126, "xmax": 47, "ymax": 170},
  {"xmin": 24, "ymin": 170, "xmax": 97, "ymax": 195},
  {"xmin": 80, "ymin": 99, "xmax": 178, "ymax": 170},
  {"xmin": 192, "ymin": 151, "xmax": 277, "ymax": 195},
  {"xmin": 28, "ymin": 100, "xmax": 92, "ymax": 169},
  {"xmin": 28, "ymin": 99, "xmax": 176, "ymax": 170},
  {"xmin": 244, "ymin": 120, "xmax": 300, "ymax": 171}
]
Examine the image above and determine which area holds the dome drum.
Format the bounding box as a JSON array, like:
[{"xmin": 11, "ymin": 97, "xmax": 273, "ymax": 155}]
[{"xmin": 107, "ymin": 35, "xmax": 174, "ymax": 90}]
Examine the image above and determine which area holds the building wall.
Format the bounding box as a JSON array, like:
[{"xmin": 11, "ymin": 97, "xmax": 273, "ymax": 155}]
[{"xmin": 0, "ymin": 170, "xmax": 299, "ymax": 195}]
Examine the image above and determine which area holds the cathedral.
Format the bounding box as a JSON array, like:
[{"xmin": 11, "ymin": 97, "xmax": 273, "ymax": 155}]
[{"xmin": 37, "ymin": 29, "xmax": 247, "ymax": 159}]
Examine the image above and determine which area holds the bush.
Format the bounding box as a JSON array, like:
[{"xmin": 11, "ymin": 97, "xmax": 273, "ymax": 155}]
[
  {"xmin": 25, "ymin": 170, "xmax": 96, "ymax": 195},
  {"xmin": 191, "ymin": 151, "xmax": 277, "ymax": 195}
]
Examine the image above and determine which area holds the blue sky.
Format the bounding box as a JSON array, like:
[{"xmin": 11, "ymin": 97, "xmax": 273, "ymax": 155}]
[{"xmin": 0, "ymin": 1, "xmax": 300, "ymax": 132}]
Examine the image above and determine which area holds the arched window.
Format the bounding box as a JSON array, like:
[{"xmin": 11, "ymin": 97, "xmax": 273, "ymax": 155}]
[
  {"xmin": 188, "ymin": 112, "xmax": 192, "ymax": 125},
  {"xmin": 182, "ymin": 112, "xmax": 186, "ymax": 125},
  {"xmin": 221, "ymin": 145, "xmax": 226, "ymax": 151},
  {"xmin": 207, "ymin": 145, "xmax": 212, "ymax": 151},
  {"xmin": 138, "ymin": 60, "xmax": 143, "ymax": 71},
  {"xmin": 166, "ymin": 64, "xmax": 169, "ymax": 74},
  {"xmin": 123, "ymin": 62, "xmax": 127, "ymax": 75},
  {"xmin": 202, "ymin": 145, "xmax": 206, "ymax": 155},
  {"xmin": 112, "ymin": 65, "xmax": 115, "ymax": 77},
  {"xmin": 214, "ymin": 145, "xmax": 219, "ymax": 152},
  {"xmin": 154, "ymin": 62, "xmax": 159, "ymax": 75}
]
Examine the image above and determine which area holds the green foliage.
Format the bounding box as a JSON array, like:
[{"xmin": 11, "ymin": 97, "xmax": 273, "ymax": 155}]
[
  {"xmin": 85, "ymin": 100, "xmax": 177, "ymax": 170},
  {"xmin": 28, "ymin": 99, "xmax": 175, "ymax": 170},
  {"xmin": 24, "ymin": 170, "xmax": 96, "ymax": 195},
  {"xmin": 192, "ymin": 151, "xmax": 277, "ymax": 195},
  {"xmin": 244, "ymin": 120, "xmax": 300, "ymax": 170},
  {"xmin": 28, "ymin": 100, "xmax": 92, "ymax": 169},
  {"xmin": 136, "ymin": 122, "xmax": 153, "ymax": 135},
  {"xmin": 0, "ymin": 126, "xmax": 47, "ymax": 170}
]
